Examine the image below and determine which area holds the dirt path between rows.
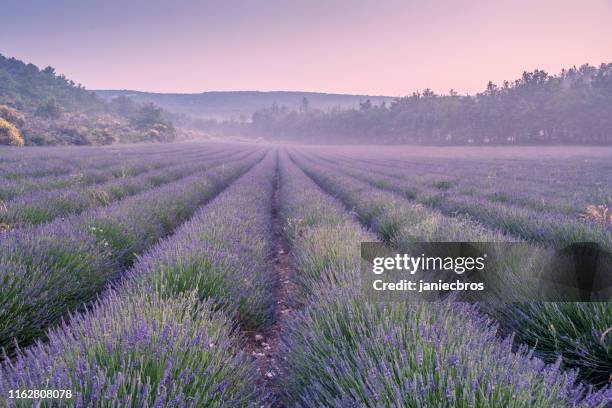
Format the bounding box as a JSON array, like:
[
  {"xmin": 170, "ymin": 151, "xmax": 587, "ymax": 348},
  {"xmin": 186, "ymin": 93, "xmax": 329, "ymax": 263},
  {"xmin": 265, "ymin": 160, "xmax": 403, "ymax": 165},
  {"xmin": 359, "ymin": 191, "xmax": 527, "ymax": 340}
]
[{"xmin": 243, "ymin": 162, "xmax": 295, "ymax": 407}]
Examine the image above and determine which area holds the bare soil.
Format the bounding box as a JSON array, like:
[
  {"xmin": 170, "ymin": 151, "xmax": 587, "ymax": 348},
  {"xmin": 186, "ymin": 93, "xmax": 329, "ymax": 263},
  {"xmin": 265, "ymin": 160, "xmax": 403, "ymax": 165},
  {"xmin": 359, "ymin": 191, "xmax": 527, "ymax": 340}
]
[{"xmin": 242, "ymin": 165, "xmax": 295, "ymax": 407}]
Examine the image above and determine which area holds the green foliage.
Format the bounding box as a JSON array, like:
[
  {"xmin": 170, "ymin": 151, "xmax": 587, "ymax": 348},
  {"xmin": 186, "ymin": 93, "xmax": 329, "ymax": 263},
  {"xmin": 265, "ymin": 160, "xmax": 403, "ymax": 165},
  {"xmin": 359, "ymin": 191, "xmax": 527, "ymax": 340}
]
[
  {"xmin": 129, "ymin": 103, "xmax": 177, "ymax": 142},
  {"xmin": 109, "ymin": 95, "xmax": 139, "ymax": 117},
  {"xmin": 0, "ymin": 53, "xmax": 177, "ymax": 146},
  {"xmin": 0, "ymin": 117, "xmax": 24, "ymax": 146},
  {"xmin": 492, "ymin": 302, "xmax": 612, "ymax": 386},
  {"xmin": 0, "ymin": 54, "xmax": 101, "ymax": 112},
  {"xmin": 89, "ymin": 128, "xmax": 118, "ymax": 145},
  {"xmin": 130, "ymin": 103, "xmax": 165, "ymax": 128},
  {"xmin": 0, "ymin": 104, "xmax": 25, "ymax": 126},
  {"xmin": 141, "ymin": 256, "xmax": 236, "ymax": 314},
  {"xmin": 433, "ymin": 180, "xmax": 455, "ymax": 190},
  {"xmin": 222, "ymin": 63, "xmax": 612, "ymax": 145},
  {"xmin": 35, "ymin": 97, "xmax": 62, "ymax": 119}
]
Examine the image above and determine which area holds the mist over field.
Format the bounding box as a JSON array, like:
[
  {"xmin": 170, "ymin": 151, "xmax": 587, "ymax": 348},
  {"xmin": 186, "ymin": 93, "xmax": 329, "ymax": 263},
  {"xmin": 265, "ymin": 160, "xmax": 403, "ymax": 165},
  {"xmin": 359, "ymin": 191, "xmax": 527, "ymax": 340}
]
[{"xmin": 95, "ymin": 90, "xmax": 393, "ymax": 121}]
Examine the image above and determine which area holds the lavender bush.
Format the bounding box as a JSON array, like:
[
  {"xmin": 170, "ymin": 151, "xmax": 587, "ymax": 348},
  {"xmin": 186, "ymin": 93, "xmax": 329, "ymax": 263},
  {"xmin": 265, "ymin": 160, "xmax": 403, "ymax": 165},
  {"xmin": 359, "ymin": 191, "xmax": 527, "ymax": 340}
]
[
  {"xmin": 282, "ymin": 297, "xmax": 610, "ymax": 407},
  {"xmin": 291, "ymin": 153, "xmax": 510, "ymax": 243},
  {"xmin": 305, "ymin": 151, "xmax": 612, "ymax": 249},
  {"xmin": 293, "ymin": 150, "xmax": 612, "ymax": 388},
  {"xmin": 0, "ymin": 291, "xmax": 259, "ymax": 407},
  {"xmin": 0, "ymin": 151, "xmax": 263, "ymax": 352},
  {"xmin": 493, "ymin": 302, "xmax": 611, "ymax": 386},
  {"xmin": 124, "ymin": 152, "xmax": 277, "ymax": 329},
  {"xmin": 0, "ymin": 152, "xmax": 281, "ymax": 407},
  {"xmin": 0, "ymin": 149, "xmax": 251, "ymax": 225},
  {"xmin": 278, "ymin": 152, "xmax": 610, "ymax": 406},
  {"xmin": 0, "ymin": 145, "xmax": 243, "ymax": 203},
  {"xmin": 279, "ymin": 152, "xmax": 376, "ymax": 302}
]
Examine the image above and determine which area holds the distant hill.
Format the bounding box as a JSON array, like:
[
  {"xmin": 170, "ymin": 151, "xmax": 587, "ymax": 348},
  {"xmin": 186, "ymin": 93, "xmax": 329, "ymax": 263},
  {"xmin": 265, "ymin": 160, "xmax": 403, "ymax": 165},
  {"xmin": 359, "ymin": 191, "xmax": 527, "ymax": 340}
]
[
  {"xmin": 0, "ymin": 54, "xmax": 177, "ymax": 146},
  {"xmin": 95, "ymin": 90, "xmax": 393, "ymax": 120}
]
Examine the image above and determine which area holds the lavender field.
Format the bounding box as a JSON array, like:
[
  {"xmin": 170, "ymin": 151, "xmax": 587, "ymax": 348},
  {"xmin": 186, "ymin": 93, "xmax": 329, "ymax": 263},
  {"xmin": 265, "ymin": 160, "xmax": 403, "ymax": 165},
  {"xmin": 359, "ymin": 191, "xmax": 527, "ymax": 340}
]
[{"xmin": 0, "ymin": 142, "xmax": 610, "ymax": 407}]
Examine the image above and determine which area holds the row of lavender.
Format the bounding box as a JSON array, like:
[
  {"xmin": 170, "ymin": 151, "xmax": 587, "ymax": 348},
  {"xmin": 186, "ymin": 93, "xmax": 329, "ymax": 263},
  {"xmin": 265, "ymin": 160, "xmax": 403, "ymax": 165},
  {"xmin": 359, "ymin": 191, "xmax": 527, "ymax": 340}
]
[
  {"xmin": 291, "ymin": 151, "xmax": 611, "ymax": 388},
  {"xmin": 0, "ymin": 154, "xmax": 165, "ymax": 201},
  {"xmin": 0, "ymin": 152, "xmax": 279, "ymax": 406},
  {"xmin": 0, "ymin": 144, "xmax": 242, "ymax": 201},
  {"xmin": 0, "ymin": 148, "xmax": 249, "ymax": 226},
  {"xmin": 277, "ymin": 152, "xmax": 609, "ymax": 406},
  {"xmin": 313, "ymin": 148, "xmax": 610, "ymax": 216},
  {"xmin": 0, "ymin": 143, "xmax": 213, "ymax": 180},
  {"xmin": 303, "ymin": 151, "xmax": 612, "ymax": 249},
  {"xmin": 0, "ymin": 148, "xmax": 264, "ymax": 355},
  {"xmin": 0, "ymin": 142, "xmax": 221, "ymax": 169},
  {"xmin": 1, "ymin": 144, "xmax": 608, "ymax": 406}
]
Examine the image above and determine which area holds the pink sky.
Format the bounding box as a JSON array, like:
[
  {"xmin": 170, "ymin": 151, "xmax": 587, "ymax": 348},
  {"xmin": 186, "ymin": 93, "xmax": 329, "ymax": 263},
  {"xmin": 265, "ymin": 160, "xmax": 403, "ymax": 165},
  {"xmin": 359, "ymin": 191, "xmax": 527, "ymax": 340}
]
[{"xmin": 2, "ymin": 0, "xmax": 611, "ymax": 95}]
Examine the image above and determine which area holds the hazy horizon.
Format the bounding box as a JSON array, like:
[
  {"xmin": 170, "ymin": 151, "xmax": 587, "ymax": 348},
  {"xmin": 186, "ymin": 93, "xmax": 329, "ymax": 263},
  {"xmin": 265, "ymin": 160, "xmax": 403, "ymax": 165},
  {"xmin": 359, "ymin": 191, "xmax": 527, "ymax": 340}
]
[
  {"xmin": 96, "ymin": 89, "xmax": 394, "ymax": 97},
  {"xmin": 2, "ymin": 0, "xmax": 612, "ymax": 96}
]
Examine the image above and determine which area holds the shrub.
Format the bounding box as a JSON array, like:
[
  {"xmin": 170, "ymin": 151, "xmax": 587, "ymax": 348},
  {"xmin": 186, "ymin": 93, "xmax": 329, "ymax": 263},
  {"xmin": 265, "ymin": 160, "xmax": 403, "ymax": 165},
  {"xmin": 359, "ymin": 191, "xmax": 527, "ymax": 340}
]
[
  {"xmin": 144, "ymin": 122, "xmax": 176, "ymax": 142},
  {"xmin": 0, "ymin": 118, "xmax": 24, "ymax": 146},
  {"xmin": 0, "ymin": 156, "xmax": 259, "ymax": 352},
  {"xmin": 493, "ymin": 302, "xmax": 612, "ymax": 386},
  {"xmin": 281, "ymin": 297, "xmax": 610, "ymax": 407},
  {"xmin": 0, "ymin": 291, "xmax": 259, "ymax": 407},
  {"xmin": 55, "ymin": 126, "xmax": 91, "ymax": 145},
  {"xmin": 433, "ymin": 179, "xmax": 455, "ymax": 190},
  {"xmin": 35, "ymin": 97, "xmax": 62, "ymax": 119},
  {"xmin": 90, "ymin": 128, "xmax": 118, "ymax": 145},
  {"xmin": 280, "ymin": 155, "xmax": 610, "ymax": 406},
  {"xmin": 0, "ymin": 105, "xmax": 25, "ymax": 126},
  {"xmin": 125, "ymin": 154, "xmax": 276, "ymax": 330}
]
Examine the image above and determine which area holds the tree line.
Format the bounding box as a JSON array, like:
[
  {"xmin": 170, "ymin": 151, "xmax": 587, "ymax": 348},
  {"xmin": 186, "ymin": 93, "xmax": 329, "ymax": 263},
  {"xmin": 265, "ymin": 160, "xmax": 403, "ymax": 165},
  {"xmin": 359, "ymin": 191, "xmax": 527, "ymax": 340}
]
[{"xmin": 203, "ymin": 63, "xmax": 612, "ymax": 145}]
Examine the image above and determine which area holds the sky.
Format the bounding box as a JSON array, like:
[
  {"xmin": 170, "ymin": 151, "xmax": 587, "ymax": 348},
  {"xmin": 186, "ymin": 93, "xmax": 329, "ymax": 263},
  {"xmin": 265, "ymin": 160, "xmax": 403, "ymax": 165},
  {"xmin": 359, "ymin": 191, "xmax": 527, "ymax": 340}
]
[{"xmin": 1, "ymin": 0, "xmax": 611, "ymax": 96}]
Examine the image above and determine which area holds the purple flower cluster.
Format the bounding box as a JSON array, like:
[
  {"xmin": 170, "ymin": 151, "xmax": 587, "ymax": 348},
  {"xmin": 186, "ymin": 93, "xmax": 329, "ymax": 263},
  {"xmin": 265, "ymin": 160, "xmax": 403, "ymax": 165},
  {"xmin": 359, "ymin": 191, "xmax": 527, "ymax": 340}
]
[
  {"xmin": 278, "ymin": 151, "xmax": 610, "ymax": 406},
  {"xmin": 0, "ymin": 149, "xmax": 251, "ymax": 225},
  {"xmin": 0, "ymin": 151, "xmax": 279, "ymax": 406},
  {"xmin": 305, "ymin": 149, "xmax": 612, "ymax": 249},
  {"xmin": 293, "ymin": 152, "xmax": 511, "ymax": 244},
  {"xmin": 0, "ymin": 149, "xmax": 263, "ymax": 353},
  {"xmin": 292, "ymin": 149, "xmax": 612, "ymax": 387},
  {"xmin": 284, "ymin": 297, "xmax": 611, "ymax": 407},
  {"xmin": 124, "ymin": 151, "xmax": 277, "ymax": 329},
  {"xmin": 0, "ymin": 291, "xmax": 258, "ymax": 407},
  {"xmin": 278, "ymin": 151, "xmax": 376, "ymax": 302},
  {"xmin": 0, "ymin": 144, "xmax": 244, "ymax": 201}
]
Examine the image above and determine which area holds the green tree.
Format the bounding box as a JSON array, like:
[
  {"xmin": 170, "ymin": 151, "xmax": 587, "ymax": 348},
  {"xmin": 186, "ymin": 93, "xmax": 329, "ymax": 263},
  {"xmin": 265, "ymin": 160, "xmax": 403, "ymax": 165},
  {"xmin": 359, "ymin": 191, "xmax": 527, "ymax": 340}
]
[{"xmin": 35, "ymin": 97, "xmax": 62, "ymax": 119}]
